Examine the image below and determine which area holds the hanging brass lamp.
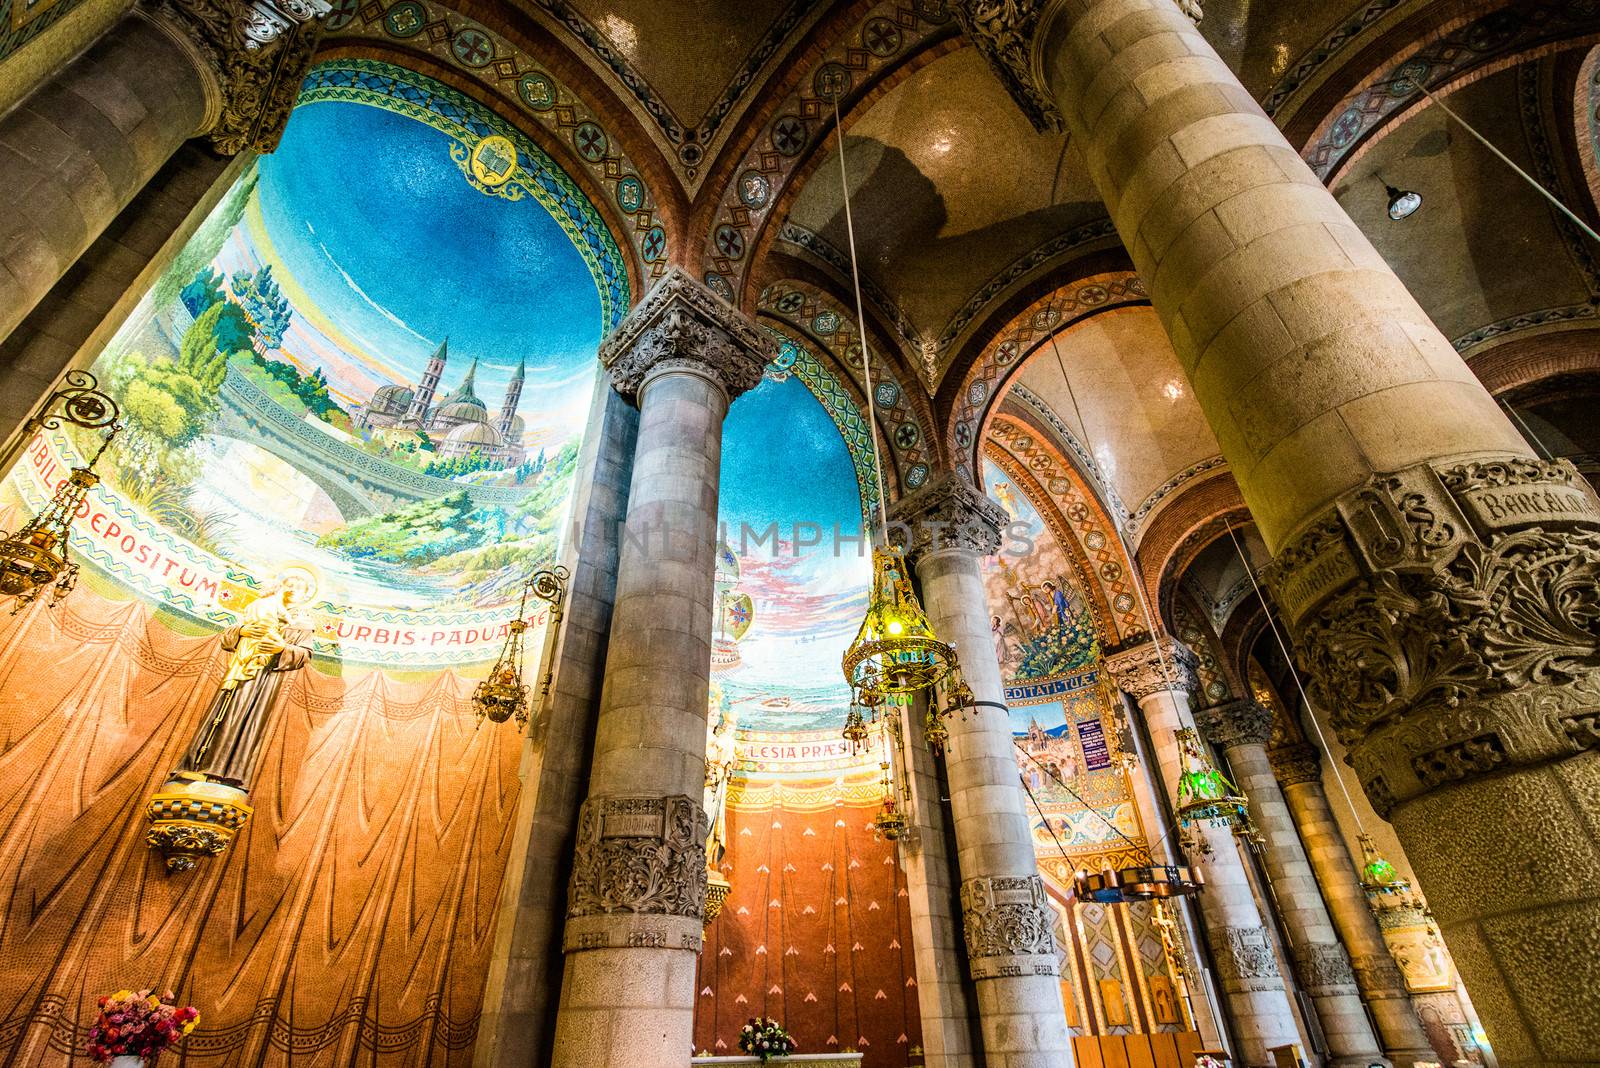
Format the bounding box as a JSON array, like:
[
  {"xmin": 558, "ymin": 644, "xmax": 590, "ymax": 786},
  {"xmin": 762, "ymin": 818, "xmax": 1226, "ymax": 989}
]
[
  {"xmin": 1173, "ymin": 727, "xmax": 1258, "ymax": 853},
  {"xmin": 0, "ymin": 424, "xmax": 120, "ymax": 612},
  {"xmin": 472, "ymin": 566, "xmax": 567, "ymax": 731}
]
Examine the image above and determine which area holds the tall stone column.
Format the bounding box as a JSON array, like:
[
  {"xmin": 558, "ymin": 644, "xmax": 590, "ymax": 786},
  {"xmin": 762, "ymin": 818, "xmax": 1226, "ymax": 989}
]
[
  {"xmin": 1104, "ymin": 639, "xmax": 1300, "ymax": 1067},
  {"xmin": 1197, "ymin": 701, "xmax": 1384, "ymax": 1066},
  {"xmin": 893, "ymin": 474, "xmax": 1072, "ymax": 1068},
  {"xmin": 551, "ymin": 270, "xmax": 772, "ymax": 1068},
  {"xmin": 963, "ymin": 1, "xmax": 1600, "ymax": 1060},
  {"xmin": 1271, "ymin": 743, "xmax": 1435, "ymax": 1066},
  {"xmin": 0, "ymin": 0, "xmax": 325, "ymax": 345}
]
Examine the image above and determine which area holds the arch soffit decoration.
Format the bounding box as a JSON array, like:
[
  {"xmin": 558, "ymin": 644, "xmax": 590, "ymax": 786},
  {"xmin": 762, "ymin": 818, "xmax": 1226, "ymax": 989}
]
[
  {"xmin": 689, "ymin": 0, "xmax": 964, "ymax": 309},
  {"xmin": 985, "ymin": 412, "xmax": 1145, "ymax": 646},
  {"xmin": 1290, "ymin": 0, "xmax": 1600, "ymax": 182},
  {"xmin": 320, "ymin": 0, "xmax": 678, "ymax": 287},
  {"xmin": 757, "ymin": 280, "xmax": 938, "ymax": 489},
  {"xmin": 946, "ymin": 271, "xmax": 1148, "ymax": 485},
  {"xmin": 1132, "ymin": 469, "xmax": 1248, "ymax": 624},
  {"xmin": 1466, "ymin": 325, "xmax": 1600, "ymax": 394},
  {"xmin": 1170, "ymin": 589, "xmax": 1239, "ymax": 708}
]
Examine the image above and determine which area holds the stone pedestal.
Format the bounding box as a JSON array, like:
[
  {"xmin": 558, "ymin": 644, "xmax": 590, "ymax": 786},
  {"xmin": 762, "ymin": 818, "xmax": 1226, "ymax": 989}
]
[
  {"xmin": 895, "ymin": 475, "xmax": 1072, "ymax": 1068},
  {"xmin": 1270, "ymin": 744, "xmax": 1435, "ymax": 1066},
  {"xmin": 1198, "ymin": 702, "xmax": 1384, "ymax": 1067},
  {"xmin": 1104, "ymin": 640, "xmax": 1299, "ymax": 1068},
  {"xmin": 551, "ymin": 270, "xmax": 772, "ymax": 1068},
  {"xmin": 0, "ymin": 0, "xmax": 325, "ymax": 347}
]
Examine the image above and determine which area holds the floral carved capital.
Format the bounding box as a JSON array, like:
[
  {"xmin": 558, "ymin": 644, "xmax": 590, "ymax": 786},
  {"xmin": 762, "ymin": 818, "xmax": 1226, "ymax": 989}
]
[
  {"xmin": 1205, "ymin": 924, "xmax": 1282, "ymax": 993},
  {"xmin": 1264, "ymin": 456, "xmax": 1600, "ymax": 814},
  {"xmin": 600, "ymin": 267, "xmax": 774, "ymax": 406},
  {"xmin": 142, "ymin": 0, "xmax": 330, "ymax": 154},
  {"xmin": 1293, "ymin": 942, "xmax": 1358, "ymax": 995},
  {"xmin": 563, "ymin": 794, "xmax": 709, "ymax": 954},
  {"xmin": 1103, "ymin": 637, "xmax": 1198, "ymax": 701},
  {"xmin": 1195, "ymin": 698, "xmax": 1273, "ymax": 750},
  {"xmin": 1269, "ymin": 741, "xmax": 1321, "ymax": 786},
  {"xmin": 890, "ymin": 472, "xmax": 1008, "ymax": 561},
  {"xmin": 959, "ymin": 874, "xmax": 1059, "ymax": 980}
]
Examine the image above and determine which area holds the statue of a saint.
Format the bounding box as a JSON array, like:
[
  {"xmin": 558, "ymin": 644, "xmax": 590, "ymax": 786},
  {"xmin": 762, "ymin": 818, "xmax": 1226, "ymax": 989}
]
[
  {"xmin": 703, "ymin": 707, "xmax": 741, "ymax": 867},
  {"xmin": 175, "ymin": 565, "xmax": 317, "ymax": 791}
]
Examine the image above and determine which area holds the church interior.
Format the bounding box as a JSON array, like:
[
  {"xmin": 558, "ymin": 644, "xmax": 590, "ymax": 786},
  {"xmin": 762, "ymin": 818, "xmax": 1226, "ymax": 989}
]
[{"xmin": 0, "ymin": 0, "xmax": 1597, "ymax": 1065}]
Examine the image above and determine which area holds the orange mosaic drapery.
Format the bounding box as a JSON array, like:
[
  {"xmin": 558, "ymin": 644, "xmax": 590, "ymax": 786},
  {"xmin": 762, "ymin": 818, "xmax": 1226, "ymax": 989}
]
[
  {"xmin": 0, "ymin": 590, "xmax": 523, "ymax": 1065},
  {"xmin": 695, "ymin": 790, "xmax": 922, "ymax": 1065}
]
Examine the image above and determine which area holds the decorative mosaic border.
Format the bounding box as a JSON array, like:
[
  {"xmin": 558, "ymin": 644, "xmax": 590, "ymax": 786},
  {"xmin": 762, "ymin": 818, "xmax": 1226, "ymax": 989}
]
[
  {"xmin": 323, "ymin": 0, "xmax": 668, "ymax": 282},
  {"xmin": 775, "ymin": 223, "xmax": 918, "ymax": 353},
  {"xmin": 1519, "ymin": 59, "xmax": 1600, "ymax": 295},
  {"xmin": 948, "ymin": 272, "xmax": 1148, "ymax": 481},
  {"xmin": 299, "ymin": 59, "xmax": 629, "ymax": 330},
  {"xmin": 526, "ymin": 0, "xmax": 820, "ymax": 186},
  {"xmin": 698, "ymin": 0, "xmax": 959, "ymax": 306},
  {"xmin": 758, "ymin": 280, "xmax": 935, "ymax": 490},
  {"xmin": 1261, "ymin": 0, "xmax": 1406, "ymax": 118},
  {"xmin": 1008, "ymin": 383, "xmax": 1126, "ymax": 523},
  {"xmin": 1452, "ymin": 303, "xmax": 1598, "ymax": 354},
  {"xmin": 1122, "ymin": 455, "xmax": 1228, "ymax": 541},
  {"xmin": 1301, "ymin": 0, "xmax": 1600, "ymax": 181}
]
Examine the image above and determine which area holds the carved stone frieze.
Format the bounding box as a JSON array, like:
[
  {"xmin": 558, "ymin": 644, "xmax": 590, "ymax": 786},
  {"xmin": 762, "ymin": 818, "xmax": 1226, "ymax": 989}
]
[
  {"xmin": 600, "ymin": 267, "xmax": 774, "ymax": 405},
  {"xmin": 1103, "ymin": 637, "xmax": 1198, "ymax": 701},
  {"xmin": 1349, "ymin": 951, "xmax": 1410, "ymax": 998},
  {"xmin": 563, "ymin": 794, "xmax": 709, "ymax": 953},
  {"xmin": 959, "ymin": 874, "xmax": 1058, "ymax": 980},
  {"xmin": 890, "ymin": 472, "xmax": 1008, "ymax": 562},
  {"xmin": 1269, "ymin": 741, "xmax": 1322, "ymax": 786},
  {"xmin": 142, "ymin": 0, "xmax": 329, "ymax": 154},
  {"xmin": 1205, "ymin": 924, "xmax": 1282, "ymax": 993},
  {"xmin": 1195, "ymin": 698, "xmax": 1273, "ymax": 750},
  {"xmin": 1293, "ymin": 942, "xmax": 1358, "ymax": 995},
  {"xmin": 1263, "ymin": 455, "xmax": 1600, "ymax": 813}
]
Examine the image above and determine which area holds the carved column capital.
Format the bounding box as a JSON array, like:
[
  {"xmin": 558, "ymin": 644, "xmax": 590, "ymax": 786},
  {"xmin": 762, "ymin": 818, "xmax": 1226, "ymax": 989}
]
[
  {"xmin": 1270, "ymin": 741, "xmax": 1322, "ymax": 786},
  {"xmin": 958, "ymin": 874, "xmax": 1059, "ymax": 980},
  {"xmin": 1293, "ymin": 942, "xmax": 1359, "ymax": 996},
  {"xmin": 1263, "ymin": 455, "xmax": 1600, "ymax": 814},
  {"xmin": 599, "ymin": 267, "xmax": 774, "ymax": 406},
  {"xmin": 1349, "ymin": 951, "xmax": 1410, "ymax": 998},
  {"xmin": 1195, "ymin": 698, "xmax": 1273, "ymax": 750},
  {"xmin": 140, "ymin": 0, "xmax": 329, "ymax": 154},
  {"xmin": 563, "ymin": 794, "xmax": 709, "ymax": 954},
  {"xmin": 890, "ymin": 472, "xmax": 1008, "ymax": 562},
  {"xmin": 1204, "ymin": 924, "xmax": 1283, "ymax": 993},
  {"xmin": 1103, "ymin": 637, "xmax": 1198, "ymax": 701},
  {"xmin": 956, "ymin": 0, "xmax": 1202, "ymax": 134}
]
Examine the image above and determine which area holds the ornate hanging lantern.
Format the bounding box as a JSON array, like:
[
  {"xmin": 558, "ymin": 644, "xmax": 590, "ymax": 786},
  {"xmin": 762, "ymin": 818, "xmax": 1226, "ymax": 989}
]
[
  {"xmin": 1358, "ymin": 832, "xmax": 1425, "ymax": 917},
  {"xmin": 1173, "ymin": 727, "xmax": 1258, "ymax": 853},
  {"xmin": 0, "ymin": 424, "xmax": 120, "ymax": 612},
  {"xmin": 842, "ymin": 545, "xmax": 969, "ymax": 751},
  {"xmin": 871, "ymin": 755, "xmax": 909, "ymax": 841},
  {"xmin": 472, "ymin": 566, "xmax": 567, "ymax": 731},
  {"xmin": 1074, "ymin": 861, "xmax": 1203, "ymax": 903},
  {"xmin": 842, "ymin": 702, "xmax": 871, "ymax": 754}
]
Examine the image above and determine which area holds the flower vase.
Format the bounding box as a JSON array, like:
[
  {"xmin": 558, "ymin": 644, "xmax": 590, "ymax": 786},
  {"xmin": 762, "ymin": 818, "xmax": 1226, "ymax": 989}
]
[{"xmin": 110, "ymin": 1057, "xmax": 144, "ymax": 1068}]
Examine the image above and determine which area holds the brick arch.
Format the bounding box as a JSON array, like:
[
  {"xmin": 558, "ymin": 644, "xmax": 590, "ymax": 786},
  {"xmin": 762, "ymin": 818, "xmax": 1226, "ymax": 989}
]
[
  {"xmin": 1467, "ymin": 326, "xmax": 1600, "ymax": 394},
  {"xmin": 1287, "ymin": 1, "xmax": 1600, "ymax": 184},
  {"xmin": 689, "ymin": 6, "xmax": 965, "ymax": 309},
  {"xmin": 985, "ymin": 413, "xmax": 1146, "ymax": 645},
  {"xmin": 942, "ymin": 272, "xmax": 1148, "ymax": 483},
  {"xmin": 757, "ymin": 279, "xmax": 938, "ymax": 489},
  {"xmin": 1130, "ymin": 471, "xmax": 1248, "ymax": 624}
]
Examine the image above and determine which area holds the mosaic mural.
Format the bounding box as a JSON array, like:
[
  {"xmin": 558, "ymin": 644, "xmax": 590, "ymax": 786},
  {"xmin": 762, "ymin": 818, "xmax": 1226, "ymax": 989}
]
[
  {"xmin": 713, "ymin": 365, "xmax": 872, "ymax": 734},
  {"xmin": 4, "ymin": 61, "xmax": 624, "ymax": 668}
]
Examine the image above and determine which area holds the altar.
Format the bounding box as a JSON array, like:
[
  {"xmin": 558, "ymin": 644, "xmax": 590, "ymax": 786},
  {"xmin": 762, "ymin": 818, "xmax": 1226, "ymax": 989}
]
[{"xmin": 691, "ymin": 1055, "xmax": 864, "ymax": 1067}]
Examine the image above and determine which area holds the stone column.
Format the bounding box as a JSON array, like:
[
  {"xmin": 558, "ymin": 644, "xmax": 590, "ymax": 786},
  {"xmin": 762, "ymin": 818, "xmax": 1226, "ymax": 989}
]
[
  {"xmin": 1198, "ymin": 701, "xmax": 1384, "ymax": 1066},
  {"xmin": 963, "ymin": 1, "xmax": 1600, "ymax": 1060},
  {"xmin": 1271, "ymin": 743, "xmax": 1435, "ymax": 1067},
  {"xmin": 551, "ymin": 269, "xmax": 772, "ymax": 1068},
  {"xmin": 1104, "ymin": 639, "xmax": 1299, "ymax": 1067},
  {"xmin": 893, "ymin": 474, "xmax": 1072, "ymax": 1068},
  {"xmin": 0, "ymin": 0, "xmax": 325, "ymax": 346}
]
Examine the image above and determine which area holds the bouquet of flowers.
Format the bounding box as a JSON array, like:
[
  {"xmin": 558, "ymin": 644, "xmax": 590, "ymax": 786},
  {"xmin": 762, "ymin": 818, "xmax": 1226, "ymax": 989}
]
[
  {"xmin": 738, "ymin": 1016, "xmax": 797, "ymax": 1062},
  {"xmin": 86, "ymin": 989, "xmax": 200, "ymax": 1063},
  {"xmin": 1194, "ymin": 1055, "xmax": 1228, "ymax": 1068}
]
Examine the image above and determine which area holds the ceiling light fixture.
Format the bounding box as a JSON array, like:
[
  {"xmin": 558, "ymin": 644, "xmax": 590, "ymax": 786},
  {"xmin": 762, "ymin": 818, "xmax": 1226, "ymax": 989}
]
[
  {"xmin": 827, "ymin": 87, "xmax": 969, "ymax": 758},
  {"xmin": 1382, "ymin": 179, "xmax": 1423, "ymax": 221}
]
